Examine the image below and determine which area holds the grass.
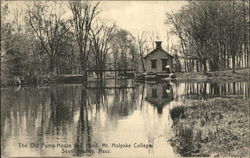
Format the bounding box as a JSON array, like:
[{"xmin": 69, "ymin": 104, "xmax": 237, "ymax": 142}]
[
  {"xmin": 169, "ymin": 98, "xmax": 250, "ymax": 157},
  {"xmin": 175, "ymin": 68, "xmax": 249, "ymax": 82},
  {"xmin": 170, "ymin": 106, "xmax": 185, "ymax": 121}
]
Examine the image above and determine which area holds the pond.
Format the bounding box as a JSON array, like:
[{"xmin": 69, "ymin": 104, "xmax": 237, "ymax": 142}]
[{"xmin": 1, "ymin": 80, "xmax": 249, "ymax": 157}]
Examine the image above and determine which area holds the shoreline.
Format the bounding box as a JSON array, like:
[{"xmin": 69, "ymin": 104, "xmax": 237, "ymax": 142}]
[
  {"xmin": 174, "ymin": 68, "xmax": 249, "ymax": 82},
  {"xmin": 1, "ymin": 68, "xmax": 249, "ymax": 87}
]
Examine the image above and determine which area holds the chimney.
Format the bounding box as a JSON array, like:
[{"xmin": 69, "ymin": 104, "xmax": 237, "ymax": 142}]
[{"xmin": 155, "ymin": 41, "xmax": 162, "ymax": 49}]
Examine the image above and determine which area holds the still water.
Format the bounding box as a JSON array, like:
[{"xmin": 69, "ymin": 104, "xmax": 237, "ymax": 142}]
[{"xmin": 1, "ymin": 80, "xmax": 249, "ymax": 157}]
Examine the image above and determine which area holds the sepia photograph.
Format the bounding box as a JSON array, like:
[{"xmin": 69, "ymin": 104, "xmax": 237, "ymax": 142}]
[{"xmin": 1, "ymin": 0, "xmax": 249, "ymax": 157}]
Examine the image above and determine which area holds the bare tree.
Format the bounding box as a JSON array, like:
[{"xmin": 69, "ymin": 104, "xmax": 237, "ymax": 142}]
[
  {"xmin": 26, "ymin": 2, "xmax": 71, "ymax": 77},
  {"xmin": 148, "ymin": 31, "xmax": 156, "ymax": 50},
  {"xmin": 166, "ymin": 12, "xmax": 188, "ymax": 58},
  {"xmin": 166, "ymin": 1, "xmax": 249, "ymax": 73},
  {"xmin": 69, "ymin": 0, "xmax": 100, "ymax": 83},
  {"xmin": 91, "ymin": 21, "xmax": 116, "ymax": 79},
  {"xmin": 137, "ymin": 32, "xmax": 149, "ymax": 73},
  {"xmin": 110, "ymin": 29, "xmax": 136, "ymax": 71}
]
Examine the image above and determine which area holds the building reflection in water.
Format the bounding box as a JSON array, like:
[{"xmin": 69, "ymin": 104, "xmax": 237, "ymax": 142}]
[{"xmin": 145, "ymin": 83, "xmax": 174, "ymax": 114}]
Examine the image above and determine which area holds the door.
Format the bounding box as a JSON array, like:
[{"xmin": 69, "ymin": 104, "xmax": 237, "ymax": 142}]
[{"xmin": 162, "ymin": 59, "xmax": 169, "ymax": 72}]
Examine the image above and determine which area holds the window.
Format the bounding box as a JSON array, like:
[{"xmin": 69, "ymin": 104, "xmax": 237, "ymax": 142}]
[{"xmin": 151, "ymin": 60, "xmax": 157, "ymax": 69}]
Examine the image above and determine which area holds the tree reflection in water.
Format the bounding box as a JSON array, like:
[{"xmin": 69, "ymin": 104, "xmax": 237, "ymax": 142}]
[
  {"xmin": 1, "ymin": 80, "xmax": 249, "ymax": 157},
  {"xmin": 74, "ymin": 87, "xmax": 93, "ymax": 156},
  {"xmin": 109, "ymin": 80, "xmax": 138, "ymax": 119},
  {"xmin": 47, "ymin": 89, "xmax": 73, "ymax": 135},
  {"xmin": 175, "ymin": 82, "xmax": 249, "ymax": 100},
  {"xmin": 95, "ymin": 80, "xmax": 108, "ymax": 112}
]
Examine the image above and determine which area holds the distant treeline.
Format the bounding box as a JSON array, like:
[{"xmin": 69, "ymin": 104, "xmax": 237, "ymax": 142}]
[
  {"xmin": 166, "ymin": 0, "xmax": 249, "ymax": 73},
  {"xmin": 1, "ymin": 1, "xmax": 249, "ymax": 86},
  {"xmin": 1, "ymin": 1, "xmax": 145, "ymax": 86}
]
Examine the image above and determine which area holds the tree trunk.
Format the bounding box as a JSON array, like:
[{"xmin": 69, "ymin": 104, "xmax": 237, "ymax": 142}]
[
  {"xmin": 141, "ymin": 57, "xmax": 146, "ymax": 72},
  {"xmin": 202, "ymin": 59, "xmax": 207, "ymax": 74},
  {"xmin": 226, "ymin": 50, "xmax": 230, "ymax": 69},
  {"xmin": 80, "ymin": 52, "xmax": 88, "ymax": 85},
  {"xmin": 49, "ymin": 57, "xmax": 57, "ymax": 78},
  {"xmin": 196, "ymin": 61, "xmax": 199, "ymax": 72},
  {"xmin": 232, "ymin": 55, "xmax": 235, "ymax": 73}
]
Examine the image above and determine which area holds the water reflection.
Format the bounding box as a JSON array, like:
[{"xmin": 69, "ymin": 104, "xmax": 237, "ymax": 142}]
[
  {"xmin": 1, "ymin": 80, "xmax": 249, "ymax": 157},
  {"xmin": 74, "ymin": 88, "xmax": 93, "ymax": 156},
  {"xmin": 145, "ymin": 83, "xmax": 173, "ymax": 114},
  {"xmin": 174, "ymin": 82, "xmax": 249, "ymax": 100}
]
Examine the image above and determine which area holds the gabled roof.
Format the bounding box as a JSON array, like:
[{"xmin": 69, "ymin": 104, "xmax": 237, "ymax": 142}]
[{"xmin": 144, "ymin": 48, "xmax": 173, "ymax": 59}]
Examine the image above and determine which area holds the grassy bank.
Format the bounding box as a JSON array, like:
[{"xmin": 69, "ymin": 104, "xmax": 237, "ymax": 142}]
[
  {"xmin": 169, "ymin": 98, "xmax": 250, "ymax": 157},
  {"xmin": 175, "ymin": 68, "xmax": 249, "ymax": 82}
]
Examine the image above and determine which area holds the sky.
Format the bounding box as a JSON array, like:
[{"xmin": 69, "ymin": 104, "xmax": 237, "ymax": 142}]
[
  {"xmin": 3, "ymin": 0, "xmax": 186, "ymax": 50},
  {"xmin": 99, "ymin": 1, "xmax": 186, "ymax": 49}
]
